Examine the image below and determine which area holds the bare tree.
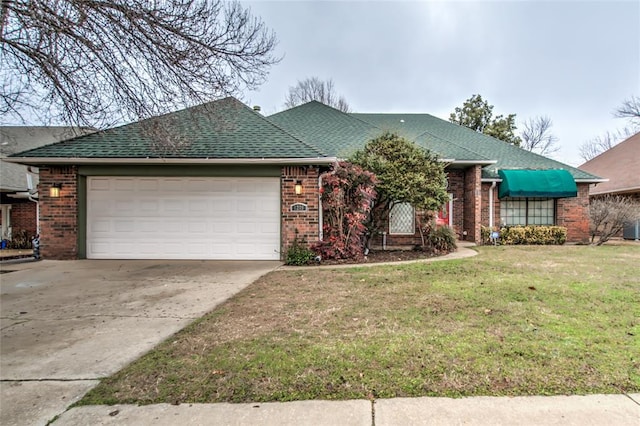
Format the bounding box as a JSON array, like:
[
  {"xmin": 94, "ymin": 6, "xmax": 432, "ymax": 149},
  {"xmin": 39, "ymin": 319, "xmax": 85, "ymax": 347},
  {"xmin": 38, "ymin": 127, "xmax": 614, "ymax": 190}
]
[
  {"xmin": 589, "ymin": 195, "xmax": 640, "ymax": 245},
  {"xmin": 615, "ymin": 95, "xmax": 640, "ymax": 125},
  {"xmin": 520, "ymin": 116, "xmax": 559, "ymax": 155},
  {"xmin": 1, "ymin": 0, "xmax": 279, "ymax": 128},
  {"xmin": 284, "ymin": 77, "xmax": 350, "ymax": 112},
  {"xmin": 579, "ymin": 127, "xmax": 634, "ymax": 162}
]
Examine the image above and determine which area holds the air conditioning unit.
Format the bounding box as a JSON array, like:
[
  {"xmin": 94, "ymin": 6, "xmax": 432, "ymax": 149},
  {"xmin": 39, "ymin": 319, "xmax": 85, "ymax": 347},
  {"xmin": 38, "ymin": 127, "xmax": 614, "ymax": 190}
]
[{"xmin": 623, "ymin": 219, "xmax": 640, "ymax": 241}]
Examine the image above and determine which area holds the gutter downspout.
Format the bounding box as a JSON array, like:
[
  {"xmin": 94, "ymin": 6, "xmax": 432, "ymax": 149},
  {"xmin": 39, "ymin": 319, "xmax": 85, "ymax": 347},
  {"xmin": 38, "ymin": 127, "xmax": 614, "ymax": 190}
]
[
  {"xmin": 27, "ymin": 166, "xmax": 40, "ymax": 234},
  {"xmin": 489, "ymin": 181, "xmax": 497, "ymax": 229}
]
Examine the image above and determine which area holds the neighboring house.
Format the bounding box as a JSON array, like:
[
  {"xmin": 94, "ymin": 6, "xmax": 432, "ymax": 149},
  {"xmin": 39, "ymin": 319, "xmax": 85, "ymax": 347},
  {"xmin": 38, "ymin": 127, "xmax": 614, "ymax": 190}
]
[
  {"xmin": 5, "ymin": 98, "xmax": 603, "ymax": 260},
  {"xmin": 0, "ymin": 127, "xmax": 95, "ymax": 244},
  {"xmin": 579, "ymin": 132, "xmax": 640, "ymax": 200},
  {"xmin": 579, "ymin": 131, "xmax": 640, "ymax": 239}
]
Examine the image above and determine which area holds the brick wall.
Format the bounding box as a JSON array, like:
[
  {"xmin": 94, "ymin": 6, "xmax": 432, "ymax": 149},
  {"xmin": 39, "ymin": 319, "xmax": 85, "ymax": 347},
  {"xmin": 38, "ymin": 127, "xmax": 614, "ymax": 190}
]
[
  {"xmin": 557, "ymin": 183, "xmax": 591, "ymax": 243},
  {"xmin": 463, "ymin": 165, "xmax": 482, "ymax": 242},
  {"xmin": 448, "ymin": 170, "xmax": 465, "ymax": 238},
  {"xmin": 39, "ymin": 166, "xmax": 79, "ymax": 259},
  {"xmin": 281, "ymin": 166, "xmax": 320, "ymax": 256},
  {"xmin": 10, "ymin": 202, "xmax": 38, "ymax": 238}
]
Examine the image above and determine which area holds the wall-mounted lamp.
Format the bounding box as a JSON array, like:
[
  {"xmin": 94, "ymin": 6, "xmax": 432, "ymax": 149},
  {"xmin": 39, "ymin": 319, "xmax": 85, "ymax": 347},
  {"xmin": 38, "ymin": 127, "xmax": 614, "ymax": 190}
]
[
  {"xmin": 50, "ymin": 183, "xmax": 62, "ymax": 198},
  {"xmin": 294, "ymin": 180, "xmax": 303, "ymax": 195}
]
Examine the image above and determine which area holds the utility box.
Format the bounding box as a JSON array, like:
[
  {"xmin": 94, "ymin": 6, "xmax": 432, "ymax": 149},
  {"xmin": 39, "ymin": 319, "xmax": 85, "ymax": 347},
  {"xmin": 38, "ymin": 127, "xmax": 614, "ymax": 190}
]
[{"xmin": 623, "ymin": 219, "xmax": 640, "ymax": 241}]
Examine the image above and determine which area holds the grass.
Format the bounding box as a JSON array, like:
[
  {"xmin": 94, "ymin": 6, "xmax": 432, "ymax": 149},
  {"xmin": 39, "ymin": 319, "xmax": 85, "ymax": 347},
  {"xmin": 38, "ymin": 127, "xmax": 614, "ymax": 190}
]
[{"xmin": 79, "ymin": 245, "xmax": 640, "ymax": 405}]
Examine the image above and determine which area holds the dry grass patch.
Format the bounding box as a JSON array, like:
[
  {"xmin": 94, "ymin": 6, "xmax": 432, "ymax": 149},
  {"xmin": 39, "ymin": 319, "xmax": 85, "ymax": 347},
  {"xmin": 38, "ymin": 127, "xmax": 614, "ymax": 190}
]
[{"xmin": 80, "ymin": 245, "xmax": 640, "ymax": 405}]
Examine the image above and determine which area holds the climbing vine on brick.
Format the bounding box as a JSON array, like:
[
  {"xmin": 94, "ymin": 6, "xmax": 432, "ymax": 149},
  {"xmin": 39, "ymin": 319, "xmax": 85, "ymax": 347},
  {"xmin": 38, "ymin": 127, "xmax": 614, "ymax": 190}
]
[{"xmin": 313, "ymin": 162, "xmax": 377, "ymax": 260}]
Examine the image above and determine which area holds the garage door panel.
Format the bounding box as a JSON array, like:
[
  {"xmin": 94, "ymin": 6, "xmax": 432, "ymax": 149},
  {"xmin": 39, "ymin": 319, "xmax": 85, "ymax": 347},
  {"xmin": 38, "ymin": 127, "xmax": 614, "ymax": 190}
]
[
  {"xmin": 187, "ymin": 221, "xmax": 208, "ymax": 233},
  {"xmin": 114, "ymin": 178, "xmax": 135, "ymax": 191},
  {"xmin": 113, "ymin": 220, "xmax": 135, "ymax": 233},
  {"xmin": 87, "ymin": 177, "xmax": 281, "ymax": 260},
  {"xmin": 89, "ymin": 178, "xmax": 111, "ymax": 191},
  {"xmin": 163, "ymin": 199, "xmax": 183, "ymax": 213},
  {"xmin": 188, "ymin": 200, "xmax": 209, "ymax": 213},
  {"xmin": 138, "ymin": 179, "xmax": 159, "ymax": 191}
]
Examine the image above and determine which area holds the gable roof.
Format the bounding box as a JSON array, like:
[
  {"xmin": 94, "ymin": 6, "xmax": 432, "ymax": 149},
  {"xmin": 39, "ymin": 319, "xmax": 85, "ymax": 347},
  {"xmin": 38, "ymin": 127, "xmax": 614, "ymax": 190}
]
[
  {"xmin": 579, "ymin": 132, "xmax": 640, "ymax": 195},
  {"xmin": 268, "ymin": 101, "xmax": 382, "ymax": 159},
  {"xmin": 7, "ymin": 97, "xmax": 331, "ymax": 165},
  {"xmin": 6, "ymin": 97, "xmax": 603, "ymax": 183},
  {"xmin": 1, "ymin": 126, "xmax": 94, "ymax": 192}
]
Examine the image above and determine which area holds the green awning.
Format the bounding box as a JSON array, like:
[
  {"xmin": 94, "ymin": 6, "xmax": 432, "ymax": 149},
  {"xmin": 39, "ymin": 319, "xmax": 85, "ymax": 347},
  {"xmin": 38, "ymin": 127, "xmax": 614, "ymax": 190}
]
[{"xmin": 498, "ymin": 169, "xmax": 577, "ymax": 198}]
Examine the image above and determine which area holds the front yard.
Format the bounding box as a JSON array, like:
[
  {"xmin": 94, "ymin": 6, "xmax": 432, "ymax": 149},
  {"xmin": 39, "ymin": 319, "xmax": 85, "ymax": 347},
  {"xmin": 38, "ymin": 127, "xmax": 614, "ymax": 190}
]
[{"xmin": 80, "ymin": 245, "xmax": 640, "ymax": 405}]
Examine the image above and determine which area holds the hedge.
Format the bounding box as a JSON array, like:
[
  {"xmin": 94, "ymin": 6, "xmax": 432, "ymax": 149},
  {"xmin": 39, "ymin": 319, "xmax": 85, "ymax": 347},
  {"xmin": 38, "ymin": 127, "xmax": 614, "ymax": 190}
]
[{"xmin": 481, "ymin": 225, "xmax": 567, "ymax": 245}]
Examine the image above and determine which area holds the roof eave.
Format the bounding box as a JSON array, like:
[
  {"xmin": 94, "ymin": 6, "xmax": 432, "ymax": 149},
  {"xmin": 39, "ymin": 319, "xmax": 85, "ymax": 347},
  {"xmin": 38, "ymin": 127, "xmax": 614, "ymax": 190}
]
[
  {"xmin": 446, "ymin": 160, "xmax": 497, "ymax": 166},
  {"xmin": 575, "ymin": 178, "xmax": 609, "ymax": 184},
  {"xmin": 589, "ymin": 185, "xmax": 640, "ymax": 196},
  {"xmin": 4, "ymin": 157, "xmax": 338, "ymax": 166}
]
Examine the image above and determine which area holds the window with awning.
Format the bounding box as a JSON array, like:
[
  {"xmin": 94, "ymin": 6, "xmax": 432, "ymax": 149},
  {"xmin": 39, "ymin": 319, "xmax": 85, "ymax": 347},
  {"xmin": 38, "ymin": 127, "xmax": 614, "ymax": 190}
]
[
  {"xmin": 498, "ymin": 169, "xmax": 577, "ymax": 199},
  {"xmin": 501, "ymin": 198, "xmax": 555, "ymax": 226}
]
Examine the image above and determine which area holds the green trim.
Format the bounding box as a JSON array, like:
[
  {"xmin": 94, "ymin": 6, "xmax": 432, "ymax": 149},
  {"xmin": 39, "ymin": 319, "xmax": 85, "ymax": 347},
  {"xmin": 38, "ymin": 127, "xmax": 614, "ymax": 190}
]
[
  {"xmin": 498, "ymin": 169, "xmax": 577, "ymax": 198},
  {"xmin": 78, "ymin": 176, "xmax": 86, "ymax": 258},
  {"xmin": 77, "ymin": 165, "xmax": 281, "ymax": 177}
]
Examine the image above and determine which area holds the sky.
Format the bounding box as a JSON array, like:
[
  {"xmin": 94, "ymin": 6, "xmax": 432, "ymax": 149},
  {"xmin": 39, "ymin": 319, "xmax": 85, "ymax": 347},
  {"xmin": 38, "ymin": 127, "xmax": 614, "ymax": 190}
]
[{"xmin": 242, "ymin": 0, "xmax": 640, "ymax": 167}]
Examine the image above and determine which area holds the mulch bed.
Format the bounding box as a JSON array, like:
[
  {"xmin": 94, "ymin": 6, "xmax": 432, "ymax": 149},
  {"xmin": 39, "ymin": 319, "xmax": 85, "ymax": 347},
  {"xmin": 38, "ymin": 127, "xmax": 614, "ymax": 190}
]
[{"xmin": 317, "ymin": 249, "xmax": 441, "ymax": 266}]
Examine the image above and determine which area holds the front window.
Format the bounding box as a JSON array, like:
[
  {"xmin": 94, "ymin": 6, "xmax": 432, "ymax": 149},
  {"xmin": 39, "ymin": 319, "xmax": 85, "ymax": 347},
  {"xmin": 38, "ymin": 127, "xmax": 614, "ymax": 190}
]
[
  {"xmin": 500, "ymin": 198, "xmax": 555, "ymax": 226},
  {"xmin": 389, "ymin": 202, "xmax": 414, "ymax": 234}
]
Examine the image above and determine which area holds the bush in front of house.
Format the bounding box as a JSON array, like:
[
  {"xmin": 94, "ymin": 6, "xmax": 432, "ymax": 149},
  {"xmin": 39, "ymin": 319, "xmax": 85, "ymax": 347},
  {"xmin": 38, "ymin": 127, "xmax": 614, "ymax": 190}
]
[
  {"xmin": 8, "ymin": 229, "xmax": 33, "ymax": 250},
  {"xmin": 285, "ymin": 239, "xmax": 317, "ymax": 266},
  {"xmin": 488, "ymin": 225, "xmax": 567, "ymax": 245},
  {"xmin": 427, "ymin": 225, "xmax": 458, "ymax": 254},
  {"xmin": 312, "ymin": 161, "xmax": 377, "ymax": 260}
]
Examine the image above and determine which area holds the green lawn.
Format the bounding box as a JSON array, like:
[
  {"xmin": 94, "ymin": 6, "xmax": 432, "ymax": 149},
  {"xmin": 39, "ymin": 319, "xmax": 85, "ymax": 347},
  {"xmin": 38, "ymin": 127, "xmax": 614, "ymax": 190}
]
[{"xmin": 80, "ymin": 245, "xmax": 640, "ymax": 405}]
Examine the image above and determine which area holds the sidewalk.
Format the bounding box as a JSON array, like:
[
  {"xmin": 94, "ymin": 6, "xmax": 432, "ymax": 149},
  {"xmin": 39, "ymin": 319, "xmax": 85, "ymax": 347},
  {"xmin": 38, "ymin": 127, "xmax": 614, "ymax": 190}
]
[{"xmin": 54, "ymin": 393, "xmax": 640, "ymax": 425}]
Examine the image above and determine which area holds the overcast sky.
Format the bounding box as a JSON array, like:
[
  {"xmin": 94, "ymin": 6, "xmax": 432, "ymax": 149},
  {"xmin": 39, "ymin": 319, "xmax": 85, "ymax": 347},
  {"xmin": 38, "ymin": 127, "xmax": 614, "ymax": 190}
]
[{"xmin": 242, "ymin": 0, "xmax": 640, "ymax": 167}]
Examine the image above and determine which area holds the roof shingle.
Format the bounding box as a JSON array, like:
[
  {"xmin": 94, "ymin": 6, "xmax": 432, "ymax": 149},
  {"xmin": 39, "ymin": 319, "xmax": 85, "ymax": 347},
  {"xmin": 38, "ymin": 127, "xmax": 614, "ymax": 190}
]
[{"xmin": 10, "ymin": 98, "xmax": 327, "ymax": 160}]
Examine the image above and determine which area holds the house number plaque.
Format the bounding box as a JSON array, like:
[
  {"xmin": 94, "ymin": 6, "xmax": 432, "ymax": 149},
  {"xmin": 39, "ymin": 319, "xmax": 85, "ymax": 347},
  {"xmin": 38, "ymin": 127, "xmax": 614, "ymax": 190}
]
[{"xmin": 290, "ymin": 203, "xmax": 308, "ymax": 212}]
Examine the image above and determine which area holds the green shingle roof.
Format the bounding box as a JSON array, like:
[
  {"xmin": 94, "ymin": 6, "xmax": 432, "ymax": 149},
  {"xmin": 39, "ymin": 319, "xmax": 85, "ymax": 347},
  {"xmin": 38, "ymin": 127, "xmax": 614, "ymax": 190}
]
[
  {"xmin": 11, "ymin": 97, "xmax": 327, "ymax": 160},
  {"xmin": 352, "ymin": 113, "xmax": 600, "ymax": 181},
  {"xmin": 268, "ymin": 101, "xmax": 382, "ymax": 159},
  {"xmin": 350, "ymin": 113, "xmax": 492, "ymax": 162},
  {"xmin": 9, "ymin": 97, "xmax": 602, "ymax": 182}
]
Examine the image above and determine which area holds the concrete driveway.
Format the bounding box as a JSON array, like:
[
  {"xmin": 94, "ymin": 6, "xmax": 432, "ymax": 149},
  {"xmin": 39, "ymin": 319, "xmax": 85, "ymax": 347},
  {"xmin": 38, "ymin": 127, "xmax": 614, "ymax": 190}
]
[{"xmin": 0, "ymin": 259, "xmax": 280, "ymax": 426}]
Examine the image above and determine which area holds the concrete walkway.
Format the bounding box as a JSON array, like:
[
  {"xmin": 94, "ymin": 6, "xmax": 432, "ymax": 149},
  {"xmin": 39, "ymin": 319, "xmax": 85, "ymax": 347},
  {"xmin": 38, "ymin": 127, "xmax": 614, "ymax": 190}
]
[{"xmin": 54, "ymin": 394, "xmax": 640, "ymax": 425}]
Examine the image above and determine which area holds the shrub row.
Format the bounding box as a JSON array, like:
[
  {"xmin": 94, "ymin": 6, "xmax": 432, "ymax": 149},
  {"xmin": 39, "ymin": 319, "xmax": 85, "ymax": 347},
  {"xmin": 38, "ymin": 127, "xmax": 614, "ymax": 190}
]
[{"xmin": 481, "ymin": 225, "xmax": 567, "ymax": 245}]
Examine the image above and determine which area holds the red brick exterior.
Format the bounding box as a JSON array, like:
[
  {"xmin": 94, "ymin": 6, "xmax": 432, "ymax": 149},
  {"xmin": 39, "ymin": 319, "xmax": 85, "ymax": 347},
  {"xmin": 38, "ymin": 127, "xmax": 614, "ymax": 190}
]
[
  {"xmin": 370, "ymin": 213, "xmax": 421, "ymax": 248},
  {"xmin": 448, "ymin": 170, "xmax": 465, "ymax": 238},
  {"xmin": 556, "ymin": 183, "xmax": 591, "ymax": 243},
  {"xmin": 34, "ymin": 163, "xmax": 592, "ymax": 260},
  {"xmin": 281, "ymin": 166, "xmax": 321, "ymax": 255},
  {"xmin": 38, "ymin": 166, "xmax": 79, "ymax": 259},
  {"xmin": 36, "ymin": 165, "xmax": 325, "ymax": 260},
  {"xmin": 463, "ymin": 165, "xmax": 482, "ymax": 242},
  {"xmin": 2, "ymin": 202, "xmax": 38, "ymax": 239}
]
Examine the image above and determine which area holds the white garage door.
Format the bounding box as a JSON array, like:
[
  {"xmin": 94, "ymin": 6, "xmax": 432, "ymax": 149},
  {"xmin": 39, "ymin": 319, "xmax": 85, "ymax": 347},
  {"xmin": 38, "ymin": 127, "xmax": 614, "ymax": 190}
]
[{"xmin": 86, "ymin": 177, "xmax": 281, "ymax": 260}]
